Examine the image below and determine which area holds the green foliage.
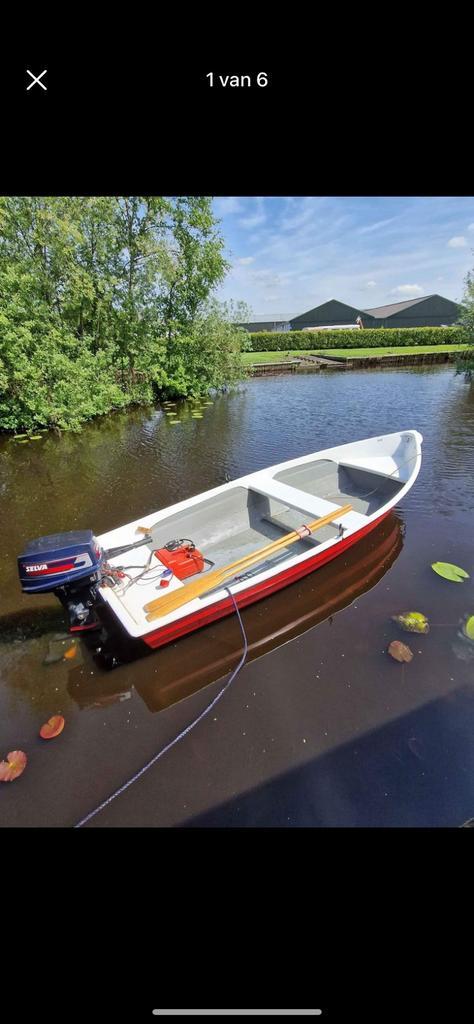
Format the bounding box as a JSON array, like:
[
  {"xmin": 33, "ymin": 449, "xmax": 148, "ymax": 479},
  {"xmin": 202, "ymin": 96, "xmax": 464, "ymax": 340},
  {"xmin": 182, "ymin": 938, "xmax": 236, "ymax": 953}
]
[
  {"xmin": 457, "ymin": 270, "xmax": 474, "ymax": 332},
  {"xmin": 456, "ymin": 268, "xmax": 474, "ymax": 379},
  {"xmin": 159, "ymin": 301, "xmax": 251, "ymax": 398},
  {"xmin": 247, "ymin": 326, "xmax": 468, "ymax": 352},
  {"xmin": 0, "ymin": 197, "xmax": 240, "ymax": 432}
]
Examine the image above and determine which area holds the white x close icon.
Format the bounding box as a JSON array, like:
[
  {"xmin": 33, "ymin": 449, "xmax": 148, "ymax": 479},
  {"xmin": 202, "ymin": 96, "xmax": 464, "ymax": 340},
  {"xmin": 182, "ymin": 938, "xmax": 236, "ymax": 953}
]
[{"xmin": 26, "ymin": 69, "xmax": 47, "ymax": 91}]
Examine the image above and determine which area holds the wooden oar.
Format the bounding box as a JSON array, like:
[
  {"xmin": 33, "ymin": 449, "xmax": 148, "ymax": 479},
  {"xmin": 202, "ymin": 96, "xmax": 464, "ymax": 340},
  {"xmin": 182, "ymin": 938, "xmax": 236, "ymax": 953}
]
[{"xmin": 143, "ymin": 504, "xmax": 352, "ymax": 622}]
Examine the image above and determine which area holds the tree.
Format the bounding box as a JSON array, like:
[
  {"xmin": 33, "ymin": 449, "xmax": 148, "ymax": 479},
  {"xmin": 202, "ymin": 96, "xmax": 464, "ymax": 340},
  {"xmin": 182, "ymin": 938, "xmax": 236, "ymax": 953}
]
[
  {"xmin": 0, "ymin": 196, "xmax": 244, "ymax": 430},
  {"xmin": 458, "ymin": 267, "xmax": 474, "ymax": 332},
  {"xmin": 455, "ymin": 263, "xmax": 474, "ymax": 381},
  {"xmin": 162, "ymin": 300, "xmax": 252, "ymax": 397}
]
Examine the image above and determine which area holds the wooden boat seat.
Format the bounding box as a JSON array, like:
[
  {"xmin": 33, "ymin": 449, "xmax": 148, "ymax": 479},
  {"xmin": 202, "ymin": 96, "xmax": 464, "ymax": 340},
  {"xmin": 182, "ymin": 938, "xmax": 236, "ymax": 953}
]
[{"xmin": 249, "ymin": 476, "xmax": 369, "ymax": 534}]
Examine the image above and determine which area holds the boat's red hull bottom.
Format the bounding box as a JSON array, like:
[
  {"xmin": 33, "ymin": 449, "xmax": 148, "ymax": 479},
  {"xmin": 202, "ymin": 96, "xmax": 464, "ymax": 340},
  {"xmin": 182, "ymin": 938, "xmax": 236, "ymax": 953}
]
[{"xmin": 141, "ymin": 511, "xmax": 390, "ymax": 651}]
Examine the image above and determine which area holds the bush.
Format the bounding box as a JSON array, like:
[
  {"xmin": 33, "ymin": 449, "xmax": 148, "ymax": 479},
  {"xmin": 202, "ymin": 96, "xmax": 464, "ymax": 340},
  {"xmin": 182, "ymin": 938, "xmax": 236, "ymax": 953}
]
[
  {"xmin": 0, "ymin": 197, "xmax": 238, "ymax": 432},
  {"xmin": 247, "ymin": 326, "xmax": 470, "ymax": 352}
]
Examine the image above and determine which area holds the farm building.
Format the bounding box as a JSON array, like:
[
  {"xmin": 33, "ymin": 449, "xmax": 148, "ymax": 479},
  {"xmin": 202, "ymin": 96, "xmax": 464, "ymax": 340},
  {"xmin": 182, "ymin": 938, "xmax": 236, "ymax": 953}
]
[
  {"xmin": 289, "ymin": 294, "xmax": 460, "ymax": 331},
  {"xmin": 239, "ymin": 313, "xmax": 291, "ymax": 333},
  {"xmin": 290, "ymin": 299, "xmax": 375, "ymax": 331},
  {"xmin": 239, "ymin": 294, "xmax": 461, "ymax": 333},
  {"xmin": 362, "ymin": 294, "xmax": 460, "ymax": 328}
]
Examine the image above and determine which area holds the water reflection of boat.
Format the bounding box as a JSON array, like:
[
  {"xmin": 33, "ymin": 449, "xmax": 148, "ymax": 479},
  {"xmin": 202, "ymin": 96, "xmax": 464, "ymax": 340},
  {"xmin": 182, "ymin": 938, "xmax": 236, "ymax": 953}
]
[{"xmin": 67, "ymin": 513, "xmax": 404, "ymax": 714}]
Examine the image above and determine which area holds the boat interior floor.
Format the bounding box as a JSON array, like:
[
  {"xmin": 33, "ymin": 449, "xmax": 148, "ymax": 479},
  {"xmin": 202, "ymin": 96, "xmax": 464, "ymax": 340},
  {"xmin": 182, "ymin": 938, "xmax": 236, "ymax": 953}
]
[
  {"xmin": 145, "ymin": 489, "xmax": 319, "ymax": 575},
  {"xmin": 140, "ymin": 464, "xmax": 388, "ymax": 580},
  {"xmin": 110, "ymin": 460, "xmax": 405, "ymax": 598},
  {"xmin": 273, "ymin": 459, "xmax": 404, "ymax": 515}
]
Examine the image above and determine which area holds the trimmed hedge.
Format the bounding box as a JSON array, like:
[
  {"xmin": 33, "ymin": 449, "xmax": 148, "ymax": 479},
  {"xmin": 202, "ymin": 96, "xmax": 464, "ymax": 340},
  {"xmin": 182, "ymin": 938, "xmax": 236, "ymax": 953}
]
[{"xmin": 248, "ymin": 326, "xmax": 470, "ymax": 352}]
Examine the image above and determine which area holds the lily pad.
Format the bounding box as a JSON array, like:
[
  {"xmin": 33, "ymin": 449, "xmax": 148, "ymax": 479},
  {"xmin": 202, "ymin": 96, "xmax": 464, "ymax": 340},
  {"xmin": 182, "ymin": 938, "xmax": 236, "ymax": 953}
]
[
  {"xmin": 431, "ymin": 561, "xmax": 470, "ymax": 583},
  {"xmin": 192, "ymin": 414, "xmax": 203, "ymax": 419},
  {"xmin": 388, "ymin": 640, "xmax": 413, "ymax": 663},
  {"xmin": 392, "ymin": 611, "xmax": 430, "ymax": 634},
  {"xmin": 28, "ymin": 435, "xmax": 42, "ymax": 440},
  {"xmin": 13, "ymin": 434, "xmax": 28, "ymax": 439},
  {"xmin": 0, "ymin": 750, "xmax": 27, "ymax": 782},
  {"xmin": 462, "ymin": 615, "xmax": 474, "ymax": 641},
  {"xmin": 40, "ymin": 715, "xmax": 65, "ymax": 740}
]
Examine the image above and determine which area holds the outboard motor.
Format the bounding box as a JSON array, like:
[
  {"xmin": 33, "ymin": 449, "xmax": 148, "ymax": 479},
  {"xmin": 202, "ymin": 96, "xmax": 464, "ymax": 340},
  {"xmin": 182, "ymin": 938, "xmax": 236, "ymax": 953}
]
[{"xmin": 17, "ymin": 530, "xmax": 104, "ymax": 632}]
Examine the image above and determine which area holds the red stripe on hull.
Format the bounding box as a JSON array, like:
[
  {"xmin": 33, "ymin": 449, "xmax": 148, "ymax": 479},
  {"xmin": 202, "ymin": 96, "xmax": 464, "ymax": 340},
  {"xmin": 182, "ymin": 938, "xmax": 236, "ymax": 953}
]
[{"xmin": 142, "ymin": 512, "xmax": 390, "ymax": 650}]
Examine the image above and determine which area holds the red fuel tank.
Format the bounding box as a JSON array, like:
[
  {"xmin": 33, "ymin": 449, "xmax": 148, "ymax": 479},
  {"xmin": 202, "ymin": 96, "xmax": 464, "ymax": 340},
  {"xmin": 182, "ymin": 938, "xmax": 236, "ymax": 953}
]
[{"xmin": 155, "ymin": 544, "xmax": 205, "ymax": 581}]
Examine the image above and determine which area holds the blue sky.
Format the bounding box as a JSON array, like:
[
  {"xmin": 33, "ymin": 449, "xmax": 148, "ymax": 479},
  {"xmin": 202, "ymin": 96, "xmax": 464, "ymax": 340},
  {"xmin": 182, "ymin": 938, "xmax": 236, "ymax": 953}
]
[{"xmin": 212, "ymin": 196, "xmax": 474, "ymax": 318}]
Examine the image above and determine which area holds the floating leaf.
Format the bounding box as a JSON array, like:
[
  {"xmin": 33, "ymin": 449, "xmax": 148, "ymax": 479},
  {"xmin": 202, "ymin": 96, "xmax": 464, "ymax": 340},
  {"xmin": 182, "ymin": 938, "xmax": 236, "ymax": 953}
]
[
  {"xmin": 28, "ymin": 435, "xmax": 42, "ymax": 440},
  {"xmin": 392, "ymin": 611, "xmax": 430, "ymax": 634},
  {"xmin": 63, "ymin": 645, "xmax": 77, "ymax": 660},
  {"xmin": 462, "ymin": 615, "xmax": 474, "ymax": 641},
  {"xmin": 13, "ymin": 434, "xmax": 28, "ymax": 439},
  {"xmin": 192, "ymin": 414, "xmax": 203, "ymax": 419},
  {"xmin": 0, "ymin": 750, "xmax": 27, "ymax": 782},
  {"xmin": 39, "ymin": 715, "xmax": 65, "ymax": 740},
  {"xmin": 388, "ymin": 640, "xmax": 413, "ymax": 662},
  {"xmin": 431, "ymin": 561, "xmax": 470, "ymax": 583}
]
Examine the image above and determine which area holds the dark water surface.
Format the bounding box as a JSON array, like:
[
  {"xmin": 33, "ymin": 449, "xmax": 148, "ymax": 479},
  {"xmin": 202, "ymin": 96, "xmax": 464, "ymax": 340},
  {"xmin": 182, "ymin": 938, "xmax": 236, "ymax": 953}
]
[{"xmin": 1, "ymin": 367, "xmax": 474, "ymax": 826}]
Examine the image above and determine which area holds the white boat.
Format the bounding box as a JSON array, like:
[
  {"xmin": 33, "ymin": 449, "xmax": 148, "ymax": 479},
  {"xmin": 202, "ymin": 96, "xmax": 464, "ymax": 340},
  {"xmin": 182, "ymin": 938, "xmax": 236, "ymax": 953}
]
[{"xmin": 18, "ymin": 430, "xmax": 422, "ymax": 653}]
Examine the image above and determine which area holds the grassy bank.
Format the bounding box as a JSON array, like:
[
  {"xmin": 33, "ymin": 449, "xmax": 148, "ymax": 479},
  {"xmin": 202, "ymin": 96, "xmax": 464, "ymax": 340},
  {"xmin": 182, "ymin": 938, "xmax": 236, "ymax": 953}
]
[{"xmin": 242, "ymin": 344, "xmax": 470, "ymax": 365}]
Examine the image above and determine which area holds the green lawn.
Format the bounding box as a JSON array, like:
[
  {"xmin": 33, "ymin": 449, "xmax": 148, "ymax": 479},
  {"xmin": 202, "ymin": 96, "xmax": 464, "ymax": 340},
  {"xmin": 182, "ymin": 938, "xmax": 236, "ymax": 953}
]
[
  {"xmin": 242, "ymin": 350, "xmax": 303, "ymax": 364},
  {"xmin": 242, "ymin": 343, "xmax": 469, "ymax": 365}
]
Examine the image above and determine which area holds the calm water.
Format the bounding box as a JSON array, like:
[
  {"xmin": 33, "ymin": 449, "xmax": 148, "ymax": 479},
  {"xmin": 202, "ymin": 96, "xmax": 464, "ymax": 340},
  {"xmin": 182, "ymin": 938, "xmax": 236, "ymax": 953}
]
[{"xmin": 1, "ymin": 366, "xmax": 474, "ymax": 826}]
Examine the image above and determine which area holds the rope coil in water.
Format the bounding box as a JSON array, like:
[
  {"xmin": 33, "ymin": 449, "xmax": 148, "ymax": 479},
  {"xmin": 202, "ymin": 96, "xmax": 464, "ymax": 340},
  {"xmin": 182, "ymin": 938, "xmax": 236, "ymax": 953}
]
[{"xmin": 74, "ymin": 587, "xmax": 248, "ymax": 828}]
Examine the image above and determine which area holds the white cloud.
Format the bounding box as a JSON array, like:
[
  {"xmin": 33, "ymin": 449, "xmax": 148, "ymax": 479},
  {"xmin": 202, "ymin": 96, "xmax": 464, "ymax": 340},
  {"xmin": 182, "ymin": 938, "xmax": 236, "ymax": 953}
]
[
  {"xmin": 239, "ymin": 212, "xmax": 266, "ymax": 229},
  {"xmin": 216, "ymin": 197, "xmax": 474, "ymax": 315},
  {"xmin": 214, "ymin": 197, "xmax": 242, "ymax": 215},
  {"xmin": 390, "ymin": 284, "xmax": 424, "ymax": 296},
  {"xmin": 448, "ymin": 236, "xmax": 468, "ymax": 248},
  {"xmin": 358, "ymin": 217, "xmax": 399, "ymax": 235}
]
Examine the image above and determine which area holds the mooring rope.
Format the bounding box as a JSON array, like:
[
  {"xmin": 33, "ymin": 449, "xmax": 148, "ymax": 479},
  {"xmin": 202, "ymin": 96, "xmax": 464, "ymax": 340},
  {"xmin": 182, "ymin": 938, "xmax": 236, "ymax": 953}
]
[{"xmin": 74, "ymin": 588, "xmax": 248, "ymax": 828}]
